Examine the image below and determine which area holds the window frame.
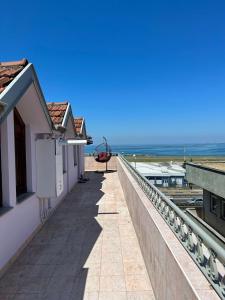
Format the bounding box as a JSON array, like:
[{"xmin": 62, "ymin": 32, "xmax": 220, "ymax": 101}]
[
  {"xmin": 73, "ymin": 145, "xmax": 78, "ymax": 166},
  {"xmin": 62, "ymin": 145, "xmax": 67, "ymax": 174},
  {"xmin": 210, "ymin": 194, "xmax": 218, "ymax": 215},
  {"xmin": 221, "ymin": 200, "xmax": 225, "ymax": 220},
  {"xmin": 14, "ymin": 108, "xmax": 27, "ymax": 198}
]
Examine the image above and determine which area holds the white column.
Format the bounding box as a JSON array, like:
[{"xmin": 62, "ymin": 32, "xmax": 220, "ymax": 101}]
[{"xmin": 1, "ymin": 111, "xmax": 17, "ymax": 207}]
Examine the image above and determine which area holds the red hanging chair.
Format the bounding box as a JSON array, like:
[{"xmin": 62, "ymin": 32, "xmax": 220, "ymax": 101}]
[{"xmin": 94, "ymin": 137, "xmax": 112, "ymax": 163}]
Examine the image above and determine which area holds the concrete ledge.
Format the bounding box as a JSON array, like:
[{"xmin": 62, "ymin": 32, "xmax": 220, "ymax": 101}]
[
  {"xmin": 117, "ymin": 158, "xmax": 220, "ymax": 300},
  {"xmin": 186, "ymin": 163, "xmax": 225, "ymax": 199}
]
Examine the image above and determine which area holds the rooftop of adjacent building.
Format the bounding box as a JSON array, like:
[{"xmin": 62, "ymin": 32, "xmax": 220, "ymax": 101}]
[
  {"xmin": 130, "ymin": 161, "xmax": 185, "ymax": 177},
  {"xmin": 186, "ymin": 161, "xmax": 225, "ymax": 173},
  {"xmin": 199, "ymin": 162, "xmax": 225, "ymax": 172}
]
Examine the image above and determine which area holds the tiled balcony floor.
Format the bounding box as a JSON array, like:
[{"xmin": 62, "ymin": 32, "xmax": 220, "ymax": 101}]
[{"xmin": 0, "ymin": 171, "xmax": 155, "ymax": 300}]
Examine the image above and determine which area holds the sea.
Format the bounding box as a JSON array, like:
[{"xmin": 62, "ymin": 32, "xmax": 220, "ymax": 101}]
[{"xmin": 85, "ymin": 143, "xmax": 225, "ymax": 156}]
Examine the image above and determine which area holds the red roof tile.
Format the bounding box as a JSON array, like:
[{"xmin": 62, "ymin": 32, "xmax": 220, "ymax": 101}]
[
  {"xmin": 0, "ymin": 59, "xmax": 28, "ymax": 93},
  {"xmin": 47, "ymin": 102, "xmax": 68, "ymax": 125},
  {"xmin": 74, "ymin": 117, "xmax": 84, "ymax": 135}
]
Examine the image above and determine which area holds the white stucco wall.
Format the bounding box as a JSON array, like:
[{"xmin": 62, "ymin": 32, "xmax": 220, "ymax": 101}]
[
  {"xmin": 0, "ymin": 194, "xmax": 40, "ymax": 269},
  {"xmin": 0, "ymin": 86, "xmax": 82, "ymax": 271},
  {"xmin": 0, "ymin": 107, "xmax": 42, "ymax": 269}
]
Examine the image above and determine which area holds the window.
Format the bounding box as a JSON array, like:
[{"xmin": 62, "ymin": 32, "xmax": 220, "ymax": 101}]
[
  {"xmin": 73, "ymin": 146, "xmax": 78, "ymax": 166},
  {"xmin": 14, "ymin": 108, "xmax": 27, "ymax": 197},
  {"xmin": 221, "ymin": 201, "xmax": 225, "ymax": 220},
  {"xmin": 210, "ymin": 194, "xmax": 218, "ymax": 215},
  {"xmin": 62, "ymin": 146, "xmax": 67, "ymax": 173}
]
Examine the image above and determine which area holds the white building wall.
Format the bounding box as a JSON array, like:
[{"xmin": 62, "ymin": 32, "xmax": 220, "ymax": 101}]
[
  {"xmin": 0, "ymin": 194, "xmax": 40, "ymax": 269},
  {"xmin": 0, "ymin": 110, "xmax": 42, "ymax": 269},
  {"xmin": 0, "ymin": 88, "xmax": 82, "ymax": 270}
]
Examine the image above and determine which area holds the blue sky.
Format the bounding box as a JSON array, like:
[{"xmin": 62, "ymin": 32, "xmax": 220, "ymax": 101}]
[{"xmin": 1, "ymin": 1, "xmax": 225, "ymax": 145}]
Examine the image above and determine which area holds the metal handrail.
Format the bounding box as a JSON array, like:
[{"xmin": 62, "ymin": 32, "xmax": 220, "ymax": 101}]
[{"xmin": 119, "ymin": 154, "xmax": 225, "ymax": 299}]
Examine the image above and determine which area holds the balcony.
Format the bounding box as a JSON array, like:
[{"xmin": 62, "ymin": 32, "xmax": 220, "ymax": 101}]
[{"xmin": 0, "ymin": 157, "xmax": 222, "ymax": 300}]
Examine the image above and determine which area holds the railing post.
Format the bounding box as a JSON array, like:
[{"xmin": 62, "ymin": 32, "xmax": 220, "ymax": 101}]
[
  {"xmin": 207, "ymin": 249, "xmax": 219, "ymax": 283},
  {"xmin": 196, "ymin": 236, "xmax": 205, "ymax": 266},
  {"xmin": 187, "ymin": 227, "xmax": 195, "ymax": 252},
  {"xmin": 221, "ymin": 270, "xmax": 225, "ymax": 297}
]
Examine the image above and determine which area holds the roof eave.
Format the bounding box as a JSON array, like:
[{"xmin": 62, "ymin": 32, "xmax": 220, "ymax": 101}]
[
  {"xmin": 61, "ymin": 104, "xmax": 77, "ymax": 136},
  {"xmin": 61, "ymin": 102, "xmax": 70, "ymax": 128},
  {"xmin": 0, "ymin": 63, "xmax": 53, "ymax": 130}
]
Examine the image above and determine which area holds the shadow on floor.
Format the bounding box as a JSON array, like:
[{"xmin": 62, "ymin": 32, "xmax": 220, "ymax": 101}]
[
  {"xmin": 0, "ymin": 171, "xmax": 105, "ymax": 300},
  {"xmin": 95, "ymin": 170, "xmax": 117, "ymax": 174}
]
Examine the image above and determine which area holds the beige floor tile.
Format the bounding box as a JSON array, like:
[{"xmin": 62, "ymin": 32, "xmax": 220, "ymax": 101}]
[
  {"xmin": 120, "ymin": 236, "xmax": 138, "ymax": 244},
  {"xmin": 119, "ymin": 224, "xmax": 136, "ymax": 234},
  {"xmin": 121, "ymin": 242, "xmax": 140, "ymax": 254},
  {"xmin": 101, "ymin": 250, "xmax": 123, "ymax": 263},
  {"xmin": 102, "ymin": 242, "xmax": 121, "ymax": 253},
  {"xmin": 99, "ymin": 291, "xmax": 127, "ymax": 300},
  {"xmin": 83, "ymin": 291, "xmax": 99, "ymax": 300},
  {"xmin": 102, "ymin": 236, "xmax": 121, "ymax": 243},
  {"xmin": 100, "ymin": 275, "xmax": 126, "ymax": 292},
  {"xmin": 84, "ymin": 251, "xmax": 102, "ymax": 265},
  {"xmin": 88, "ymin": 243, "xmax": 102, "ymax": 255},
  {"xmin": 122, "ymin": 254, "xmax": 144, "ymax": 265},
  {"xmin": 103, "ymin": 219, "xmax": 119, "ymax": 226},
  {"xmin": 103, "ymin": 226, "xmax": 120, "ymax": 233},
  {"xmin": 83, "ymin": 263, "xmax": 101, "ymax": 276},
  {"xmin": 95, "ymin": 217, "xmax": 105, "ymax": 227},
  {"xmin": 84, "ymin": 275, "xmax": 100, "ymax": 292},
  {"xmin": 120, "ymin": 232, "xmax": 137, "ymax": 239},
  {"xmin": 122, "ymin": 247, "xmax": 143, "ymax": 261},
  {"xmin": 123, "ymin": 261, "xmax": 146, "ymax": 275},
  {"xmin": 127, "ymin": 291, "xmax": 155, "ymax": 300},
  {"xmin": 103, "ymin": 230, "xmax": 120, "ymax": 239},
  {"xmin": 125, "ymin": 274, "xmax": 152, "ymax": 292},
  {"xmin": 118, "ymin": 218, "xmax": 132, "ymax": 225},
  {"xmin": 101, "ymin": 261, "xmax": 124, "ymax": 276}
]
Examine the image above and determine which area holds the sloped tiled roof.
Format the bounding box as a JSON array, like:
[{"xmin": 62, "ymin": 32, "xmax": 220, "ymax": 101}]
[
  {"xmin": 0, "ymin": 59, "xmax": 28, "ymax": 93},
  {"xmin": 47, "ymin": 102, "xmax": 68, "ymax": 125},
  {"xmin": 74, "ymin": 117, "xmax": 84, "ymax": 135}
]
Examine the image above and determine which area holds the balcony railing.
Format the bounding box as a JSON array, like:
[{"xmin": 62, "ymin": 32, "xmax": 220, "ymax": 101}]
[{"xmin": 119, "ymin": 154, "xmax": 225, "ymax": 299}]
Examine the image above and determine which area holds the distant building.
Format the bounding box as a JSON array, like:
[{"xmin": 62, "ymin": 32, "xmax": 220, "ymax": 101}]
[
  {"xmin": 186, "ymin": 162, "xmax": 225, "ymax": 237},
  {"xmin": 131, "ymin": 162, "xmax": 186, "ymax": 187}
]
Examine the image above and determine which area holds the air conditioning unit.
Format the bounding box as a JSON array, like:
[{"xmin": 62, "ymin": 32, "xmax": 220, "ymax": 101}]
[{"xmin": 36, "ymin": 139, "xmax": 63, "ymax": 198}]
